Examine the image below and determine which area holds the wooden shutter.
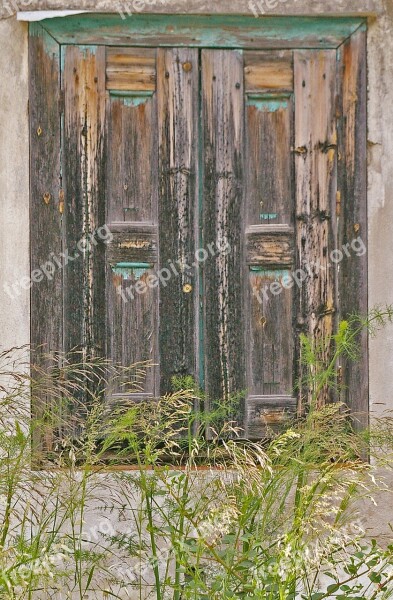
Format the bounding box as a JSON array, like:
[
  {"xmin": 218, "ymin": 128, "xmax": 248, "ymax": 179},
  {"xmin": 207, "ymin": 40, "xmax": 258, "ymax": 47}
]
[
  {"xmin": 62, "ymin": 46, "xmax": 107, "ymax": 364},
  {"xmin": 201, "ymin": 50, "xmax": 296, "ymax": 438},
  {"xmin": 337, "ymin": 28, "xmax": 368, "ymax": 429},
  {"xmin": 105, "ymin": 48, "xmax": 159, "ymax": 401},
  {"xmin": 30, "ymin": 25, "xmax": 63, "ymax": 454},
  {"xmin": 243, "ymin": 51, "xmax": 297, "ymax": 438},
  {"xmin": 202, "ymin": 49, "xmax": 246, "ymax": 428},
  {"xmin": 30, "ymin": 25, "xmax": 367, "ymax": 447},
  {"xmin": 293, "ymin": 49, "xmax": 339, "ymax": 411},
  {"xmin": 200, "ymin": 44, "xmax": 367, "ymax": 438},
  {"xmin": 106, "ymin": 47, "xmax": 200, "ymax": 402},
  {"xmin": 157, "ymin": 48, "xmax": 200, "ymax": 395}
]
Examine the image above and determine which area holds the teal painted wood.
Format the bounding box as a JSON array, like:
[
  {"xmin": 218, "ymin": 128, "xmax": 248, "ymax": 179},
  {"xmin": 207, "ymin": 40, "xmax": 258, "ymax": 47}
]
[
  {"xmin": 247, "ymin": 97, "xmax": 289, "ymax": 111},
  {"xmin": 38, "ymin": 14, "xmax": 366, "ymax": 50},
  {"xmin": 111, "ymin": 263, "xmax": 153, "ymax": 280},
  {"xmin": 109, "ymin": 92, "xmax": 154, "ymax": 107}
]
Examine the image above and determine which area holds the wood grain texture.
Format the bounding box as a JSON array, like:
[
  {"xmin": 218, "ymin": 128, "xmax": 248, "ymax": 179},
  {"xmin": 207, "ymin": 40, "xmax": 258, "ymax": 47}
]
[
  {"xmin": 244, "ymin": 51, "xmax": 293, "ymax": 92},
  {"xmin": 106, "ymin": 223, "xmax": 158, "ymax": 397},
  {"xmin": 106, "ymin": 47, "xmax": 156, "ymax": 91},
  {"xmin": 294, "ymin": 49, "xmax": 338, "ymax": 411},
  {"xmin": 106, "ymin": 229, "xmax": 158, "ymax": 266},
  {"xmin": 157, "ymin": 48, "xmax": 199, "ymax": 395},
  {"xmin": 246, "ymin": 227, "xmax": 294, "ymax": 267},
  {"xmin": 245, "ymin": 96, "xmax": 293, "ymax": 226},
  {"xmin": 337, "ymin": 29, "xmax": 368, "ymax": 429},
  {"xmin": 244, "ymin": 88, "xmax": 295, "ymax": 437},
  {"xmin": 202, "ymin": 49, "xmax": 245, "ymax": 426},
  {"xmin": 107, "ymin": 266, "xmax": 158, "ymax": 398},
  {"xmin": 29, "ymin": 23, "xmax": 62, "ymax": 457},
  {"xmin": 106, "ymin": 86, "xmax": 159, "ymax": 398},
  {"xmin": 63, "ymin": 46, "xmax": 107, "ymax": 366},
  {"xmin": 39, "ymin": 14, "xmax": 366, "ymax": 49},
  {"xmin": 247, "ymin": 395, "xmax": 297, "ymax": 439},
  {"xmin": 248, "ymin": 271, "xmax": 294, "ymax": 398},
  {"xmin": 107, "ymin": 93, "xmax": 157, "ymax": 223}
]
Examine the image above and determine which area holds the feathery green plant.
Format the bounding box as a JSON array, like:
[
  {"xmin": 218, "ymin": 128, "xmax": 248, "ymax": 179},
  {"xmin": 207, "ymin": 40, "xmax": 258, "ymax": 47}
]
[{"xmin": 0, "ymin": 306, "xmax": 393, "ymax": 598}]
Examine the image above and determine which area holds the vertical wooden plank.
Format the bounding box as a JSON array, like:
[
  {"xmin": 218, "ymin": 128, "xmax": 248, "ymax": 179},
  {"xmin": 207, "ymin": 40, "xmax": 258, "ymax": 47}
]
[
  {"xmin": 107, "ymin": 92, "xmax": 157, "ymax": 225},
  {"xmin": 202, "ymin": 49, "xmax": 245, "ymax": 424},
  {"xmin": 106, "ymin": 88, "xmax": 159, "ymax": 398},
  {"xmin": 157, "ymin": 48, "xmax": 199, "ymax": 395},
  {"xmin": 337, "ymin": 28, "xmax": 368, "ymax": 428},
  {"xmin": 63, "ymin": 46, "xmax": 107, "ymax": 363},
  {"xmin": 245, "ymin": 96, "xmax": 293, "ymax": 226},
  {"xmin": 29, "ymin": 24, "xmax": 62, "ymax": 457},
  {"xmin": 243, "ymin": 77, "xmax": 296, "ymax": 438},
  {"xmin": 249, "ymin": 271, "xmax": 294, "ymax": 398},
  {"xmin": 294, "ymin": 50, "xmax": 338, "ymax": 411},
  {"xmin": 107, "ymin": 264, "xmax": 158, "ymax": 399}
]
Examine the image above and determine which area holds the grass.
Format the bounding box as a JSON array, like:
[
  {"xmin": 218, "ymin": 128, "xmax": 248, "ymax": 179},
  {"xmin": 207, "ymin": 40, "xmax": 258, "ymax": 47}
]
[{"xmin": 0, "ymin": 307, "xmax": 393, "ymax": 598}]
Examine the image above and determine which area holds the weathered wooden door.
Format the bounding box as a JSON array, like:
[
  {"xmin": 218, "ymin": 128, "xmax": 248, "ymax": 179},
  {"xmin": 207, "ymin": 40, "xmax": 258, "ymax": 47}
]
[{"xmin": 30, "ymin": 20, "xmax": 367, "ymax": 442}]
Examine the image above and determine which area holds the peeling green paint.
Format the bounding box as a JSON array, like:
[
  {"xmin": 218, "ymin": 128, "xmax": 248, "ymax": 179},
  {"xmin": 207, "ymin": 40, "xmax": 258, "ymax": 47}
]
[
  {"xmin": 29, "ymin": 22, "xmax": 60, "ymax": 63},
  {"xmin": 77, "ymin": 45, "xmax": 98, "ymax": 56},
  {"xmin": 260, "ymin": 213, "xmax": 278, "ymax": 221},
  {"xmin": 39, "ymin": 15, "xmax": 366, "ymax": 49},
  {"xmin": 250, "ymin": 268, "xmax": 290, "ymax": 281},
  {"xmin": 59, "ymin": 44, "xmax": 97, "ymax": 72},
  {"xmin": 60, "ymin": 44, "xmax": 65, "ymax": 73},
  {"xmin": 112, "ymin": 262, "xmax": 152, "ymax": 280},
  {"xmin": 110, "ymin": 91, "xmax": 154, "ymax": 107},
  {"xmin": 248, "ymin": 97, "xmax": 289, "ymax": 112}
]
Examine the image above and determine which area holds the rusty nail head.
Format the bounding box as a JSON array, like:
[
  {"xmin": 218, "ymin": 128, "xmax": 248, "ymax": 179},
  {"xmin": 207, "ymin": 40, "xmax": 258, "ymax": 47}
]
[
  {"xmin": 182, "ymin": 62, "xmax": 192, "ymax": 72},
  {"xmin": 183, "ymin": 284, "xmax": 192, "ymax": 294},
  {"xmin": 43, "ymin": 192, "xmax": 51, "ymax": 205},
  {"xmin": 37, "ymin": 126, "xmax": 42, "ymax": 136}
]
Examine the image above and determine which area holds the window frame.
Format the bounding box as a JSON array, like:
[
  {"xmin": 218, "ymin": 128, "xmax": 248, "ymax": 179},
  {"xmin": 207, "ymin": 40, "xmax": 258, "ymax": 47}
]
[{"xmin": 29, "ymin": 15, "xmax": 368, "ymax": 463}]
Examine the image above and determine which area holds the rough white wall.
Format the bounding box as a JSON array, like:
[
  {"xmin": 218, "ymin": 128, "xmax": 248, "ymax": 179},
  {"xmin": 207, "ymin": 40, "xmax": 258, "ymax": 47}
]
[
  {"xmin": 1, "ymin": 0, "xmax": 393, "ymax": 573},
  {"xmin": 1, "ymin": 0, "xmax": 382, "ymax": 19},
  {"xmin": 0, "ymin": 17, "xmax": 29, "ymax": 353},
  {"xmin": 356, "ymin": 0, "xmax": 393, "ymax": 543},
  {"xmin": 368, "ymin": 3, "xmax": 393, "ymax": 419}
]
